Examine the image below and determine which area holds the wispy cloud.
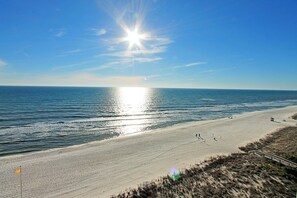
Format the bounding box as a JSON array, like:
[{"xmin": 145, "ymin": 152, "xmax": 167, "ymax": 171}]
[
  {"xmin": 0, "ymin": 59, "xmax": 7, "ymax": 68},
  {"xmin": 64, "ymin": 49, "xmax": 82, "ymax": 54},
  {"xmin": 55, "ymin": 30, "xmax": 66, "ymax": 37},
  {"xmin": 201, "ymin": 66, "xmax": 238, "ymax": 73},
  {"xmin": 56, "ymin": 46, "xmax": 105, "ymax": 58},
  {"xmin": 83, "ymin": 61, "xmax": 123, "ymax": 71},
  {"xmin": 107, "ymin": 46, "xmax": 116, "ymax": 51},
  {"xmin": 174, "ymin": 62, "xmax": 207, "ymax": 69},
  {"xmin": 53, "ymin": 61, "xmax": 93, "ymax": 70},
  {"xmin": 91, "ymin": 28, "xmax": 107, "ymax": 36},
  {"xmin": 83, "ymin": 57, "xmax": 162, "ymax": 72},
  {"xmin": 144, "ymin": 74, "xmax": 160, "ymax": 80},
  {"xmin": 97, "ymin": 51, "xmax": 132, "ymax": 58},
  {"xmin": 99, "ymin": 46, "xmax": 167, "ymax": 58},
  {"xmin": 132, "ymin": 57, "xmax": 162, "ymax": 63},
  {"xmin": 56, "ymin": 49, "xmax": 82, "ymax": 57}
]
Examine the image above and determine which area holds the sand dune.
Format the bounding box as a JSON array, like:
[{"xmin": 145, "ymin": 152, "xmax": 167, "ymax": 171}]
[{"xmin": 1, "ymin": 106, "xmax": 297, "ymax": 198}]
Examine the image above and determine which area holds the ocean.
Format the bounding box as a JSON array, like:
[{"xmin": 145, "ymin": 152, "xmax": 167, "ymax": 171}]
[{"xmin": 0, "ymin": 86, "xmax": 297, "ymax": 157}]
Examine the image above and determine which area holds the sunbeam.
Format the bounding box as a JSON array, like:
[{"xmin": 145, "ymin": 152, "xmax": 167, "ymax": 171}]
[{"xmin": 123, "ymin": 27, "xmax": 147, "ymax": 49}]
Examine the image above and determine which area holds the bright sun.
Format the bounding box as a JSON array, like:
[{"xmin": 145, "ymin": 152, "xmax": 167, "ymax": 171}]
[{"xmin": 124, "ymin": 28, "xmax": 146, "ymax": 49}]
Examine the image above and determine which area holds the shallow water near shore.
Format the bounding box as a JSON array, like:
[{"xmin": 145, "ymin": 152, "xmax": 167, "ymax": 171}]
[{"xmin": 1, "ymin": 86, "xmax": 297, "ymax": 156}]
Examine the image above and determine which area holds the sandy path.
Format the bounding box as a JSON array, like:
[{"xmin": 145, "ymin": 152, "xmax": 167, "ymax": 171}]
[{"xmin": 1, "ymin": 106, "xmax": 297, "ymax": 198}]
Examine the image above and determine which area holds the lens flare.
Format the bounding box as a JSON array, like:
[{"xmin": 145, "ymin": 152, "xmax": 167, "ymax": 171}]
[
  {"xmin": 123, "ymin": 27, "xmax": 147, "ymax": 50},
  {"xmin": 169, "ymin": 168, "xmax": 181, "ymax": 181}
]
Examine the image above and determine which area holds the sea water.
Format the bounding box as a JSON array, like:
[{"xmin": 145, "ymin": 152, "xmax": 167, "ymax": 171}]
[{"xmin": 0, "ymin": 86, "xmax": 297, "ymax": 156}]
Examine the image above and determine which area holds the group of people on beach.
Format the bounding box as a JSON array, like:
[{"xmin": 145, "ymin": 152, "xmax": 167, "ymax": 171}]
[
  {"xmin": 195, "ymin": 133, "xmax": 205, "ymax": 142},
  {"xmin": 195, "ymin": 133, "xmax": 201, "ymax": 139},
  {"xmin": 195, "ymin": 133, "xmax": 217, "ymax": 141}
]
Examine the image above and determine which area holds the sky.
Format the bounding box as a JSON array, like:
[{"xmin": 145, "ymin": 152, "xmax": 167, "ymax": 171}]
[{"xmin": 0, "ymin": 0, "xmax": 296, "ymax": 90}]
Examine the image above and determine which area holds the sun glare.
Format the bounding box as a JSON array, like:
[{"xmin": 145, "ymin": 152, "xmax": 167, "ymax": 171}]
[
  {"xmin": 127, "ymin": 29, "xmax": 141, "ymax": 47},
  {"xmin": 117, "ymin": 87, "xmax": 149, "ymax": 113},
  {"xmin": 124, "ymin": 28, "xmax": 146, "ymax": 49},
  {"xmin": 116, "ymin": 87, "xmax": 151, "ymax": 134}
]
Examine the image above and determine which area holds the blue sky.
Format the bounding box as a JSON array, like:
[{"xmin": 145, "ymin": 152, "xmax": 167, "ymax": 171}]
[{"xmin": 0, "ymin": 0, "xmax": 296, "ymax": 90}]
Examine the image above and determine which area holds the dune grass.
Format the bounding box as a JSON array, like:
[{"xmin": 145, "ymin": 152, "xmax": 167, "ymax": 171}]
[
  {"xmin": 240, "ymin": 126, "xmax": 297, "ymax": 163},
  {"xmin": 112, "ymin": 126, "xmax": 297, "ymax": 198}
]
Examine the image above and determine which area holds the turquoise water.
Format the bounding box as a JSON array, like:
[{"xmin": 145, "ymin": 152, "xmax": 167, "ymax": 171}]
[{"xmin": 0, "ymin": 86, "xmax": 297, "ymax": 156}]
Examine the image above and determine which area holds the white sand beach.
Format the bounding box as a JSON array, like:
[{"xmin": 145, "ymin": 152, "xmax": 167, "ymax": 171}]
[{"xmin": 1, "ymin": 106, "xmax": 297, "ymax": 198}]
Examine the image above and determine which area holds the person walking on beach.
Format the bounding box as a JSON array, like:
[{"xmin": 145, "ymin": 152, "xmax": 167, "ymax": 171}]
[{"xmin": 196, "ymin": 133, "xmax": 202, "ymax": 139}]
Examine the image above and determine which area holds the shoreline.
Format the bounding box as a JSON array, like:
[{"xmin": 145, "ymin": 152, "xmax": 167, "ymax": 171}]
[
  {"xmin": 1, "ymin": 105, "xmax": 296, "ymax": 160},
  {"xmin": 1, "ymin": 106, "xmax": 297, "ymax": 197}
]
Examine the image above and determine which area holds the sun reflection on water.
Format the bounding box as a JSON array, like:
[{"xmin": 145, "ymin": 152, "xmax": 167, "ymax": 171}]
[{"xmin": 116, "ymin": 87, "xmax": 151, "ymax": 134}]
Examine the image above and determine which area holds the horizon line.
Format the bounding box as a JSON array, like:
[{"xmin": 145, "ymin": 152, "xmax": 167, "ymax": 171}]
[{"xmin": 0, "ymin": 84, "xmax": 296, "ymax": 92}]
